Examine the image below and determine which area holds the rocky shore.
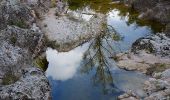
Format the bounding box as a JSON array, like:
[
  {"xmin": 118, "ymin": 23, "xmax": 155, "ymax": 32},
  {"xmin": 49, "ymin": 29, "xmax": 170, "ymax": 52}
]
[
  {"xmin": 115, "ymin": 0, "xmax": 170, "ymax": 99},
  {"xmin": 115, "ymin": 28, "xmax": 170, "ymax": 100},
  {"xmin": 0, "ymin": 0, "xmax": 170, "ymax": 99},
  {"xmin": 0, "ymin": 0, "xmax": 51, "ymax": 99}
]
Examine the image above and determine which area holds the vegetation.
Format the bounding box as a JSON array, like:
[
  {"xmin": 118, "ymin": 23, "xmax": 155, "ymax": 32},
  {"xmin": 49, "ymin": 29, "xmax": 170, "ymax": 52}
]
[
  {"xmin": 8, "ymin": 20, "xmax": 27, "ymax": 28},
  {"xmin": 34, "ymin": 56, "xmax": 48, "ymax": 71},
  {"xmin": 2, "ymin": 71, "xmax": 19, "ymax": 85},
  {"xmin": 81, "ymin": 25, "xmax": 121, "ymax": 94}
]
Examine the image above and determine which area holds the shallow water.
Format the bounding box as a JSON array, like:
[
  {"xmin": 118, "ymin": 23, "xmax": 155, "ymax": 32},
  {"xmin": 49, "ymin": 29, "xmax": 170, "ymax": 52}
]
[{"xmin": 44, "ymin": 0, "xmax": 163, "ymax": 100}]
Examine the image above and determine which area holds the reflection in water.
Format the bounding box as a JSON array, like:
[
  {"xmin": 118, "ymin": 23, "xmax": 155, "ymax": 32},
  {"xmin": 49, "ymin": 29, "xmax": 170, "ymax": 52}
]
[
  {"xmin": 46, "ymin": 44, "xmax": 89, "ymax": 81},
  {"xmin": 107, "ymin": 9, "xmax": 151, "ymax": 51},
  {"xmin": 80, "ymin": 26, "xmax": 122, "ymax": 94},
  {"xmin": 44, "ymin": 0, "xmax": 156, "ymax": 99},
  {"xmin": 66, "ymin": 0, "xmax": 165, "ymax": 33}
]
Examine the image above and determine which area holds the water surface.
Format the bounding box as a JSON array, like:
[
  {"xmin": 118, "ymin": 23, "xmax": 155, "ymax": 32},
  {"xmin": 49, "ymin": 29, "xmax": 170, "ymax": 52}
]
[{"xmin": 45, "ymin": 0, "xmax": 163, "ymax": 100}]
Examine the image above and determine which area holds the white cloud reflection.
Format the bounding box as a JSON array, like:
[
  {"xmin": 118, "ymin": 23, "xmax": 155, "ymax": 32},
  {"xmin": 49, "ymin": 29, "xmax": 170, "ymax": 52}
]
[{"xmin": 46, "ymin": 44, "xmax": 89, "ymax": 81}]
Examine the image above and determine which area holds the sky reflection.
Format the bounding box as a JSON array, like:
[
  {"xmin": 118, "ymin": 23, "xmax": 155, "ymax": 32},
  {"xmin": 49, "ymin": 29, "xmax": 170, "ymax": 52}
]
[{"xmin": 46, "ymin": 44, "xmax": 89, "ymax": 81}]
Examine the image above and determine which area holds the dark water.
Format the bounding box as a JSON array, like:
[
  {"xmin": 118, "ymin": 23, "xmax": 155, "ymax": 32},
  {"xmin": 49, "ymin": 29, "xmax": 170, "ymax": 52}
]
[{"xmin": 45, "ymin": 0, "xmax": 164, "ymax": 100}]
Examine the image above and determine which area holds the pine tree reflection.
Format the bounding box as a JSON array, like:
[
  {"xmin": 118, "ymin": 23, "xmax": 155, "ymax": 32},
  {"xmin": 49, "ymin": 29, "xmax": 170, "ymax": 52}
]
[{"xmin": 81, "ymin": 26, "xmax": 121, "ymax": 94}]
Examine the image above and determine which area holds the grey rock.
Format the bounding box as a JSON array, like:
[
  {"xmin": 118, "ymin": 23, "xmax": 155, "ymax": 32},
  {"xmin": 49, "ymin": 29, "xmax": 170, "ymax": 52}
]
[
  {"xmin": 161, "ymin": 69, "xmax": 170, "ymax": 79},
  {"xmin": 0, "ymin": 26, "xmax": 51, "ymax": 99},
  {"xmin": 0, "ymin": 67, "xmax": 51, "ymax": 100},
  {"xmin": 0, "ymin": 0, "xmax": 35, "ymax": 30},
  {"xmin": 132, "ymin": 34, "xmax": 170, "ymax": 57}
]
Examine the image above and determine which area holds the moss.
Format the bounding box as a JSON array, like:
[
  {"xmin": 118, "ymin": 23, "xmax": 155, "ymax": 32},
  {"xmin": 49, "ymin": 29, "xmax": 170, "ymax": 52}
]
[
  {"xmin": 2, "ymin": 71, "xmax": 19, "ymax": 85},
  {"xmin": 8, "ymin": 20, "xmax": 27, "ymax": 28},
  {"xmin": 10, "ymin": 36, "xmax": 17, "ymax": 45},
  {"xmin": 34, "ymin": 57, "xmax": 48, "ymax": 71}
]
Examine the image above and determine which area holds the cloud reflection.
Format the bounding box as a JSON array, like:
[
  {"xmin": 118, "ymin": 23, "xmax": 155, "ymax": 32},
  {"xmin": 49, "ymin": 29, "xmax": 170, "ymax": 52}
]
[{"xmin": 46, "ymin": 44, "xmax": 88, "ymax": 81}]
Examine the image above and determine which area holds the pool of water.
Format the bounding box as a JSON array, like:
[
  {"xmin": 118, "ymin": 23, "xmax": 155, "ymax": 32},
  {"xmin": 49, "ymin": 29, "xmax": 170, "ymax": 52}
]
[{"xmin": 44, "ymin": 0, "xmax": 164, "ymax": 100}]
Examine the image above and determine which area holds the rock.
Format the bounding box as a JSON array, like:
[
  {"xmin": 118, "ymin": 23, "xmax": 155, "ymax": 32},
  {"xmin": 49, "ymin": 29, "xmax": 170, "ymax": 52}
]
[
  {"xmin": 143, "ymin": 75, "xmax": 170, "ymax": 100},
  {"xmin": 161, "ymin": 69, "xmax": 170, "ymax": 79},
  {"xmin": 118, "ymin": 90, "xmax": 140, "ymax": 100},
  {"xmin": 0, "ymin": 26, "xmax": 51, "ymax": 99},
  {"xmin": 0, "ymin": 0, "xmax": 35, "ymax": 30},
  {"xmin": 0, "ymin": 67, "xmax": 51, "ymax": 100},
  {"xmin": 0, "ymin": 0, "xmax": 51, "ymax": 99},
  {"xmin": 115, "ymin": 34, "xmax": 170, "ymax": 74},
  {"xmin": 20, "ymin": 0, "xmax": 51, "ymax": 18},
  {"xmin": 131, "ymin": 34, "xmax": 170, "ymax": 57}
]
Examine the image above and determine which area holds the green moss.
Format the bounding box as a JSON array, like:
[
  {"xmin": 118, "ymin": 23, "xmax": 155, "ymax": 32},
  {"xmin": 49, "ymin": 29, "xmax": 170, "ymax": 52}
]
[
  {"xmin": 2, "ymin": 71, "xmax": 19, "ymax": 85},
  {"xmin": 34, "ymin": 57, "xmax": 48, "ymax": 71},
  {"xmin": 8, "ymin": 20, "xmax": 27, "ymax": 28}
]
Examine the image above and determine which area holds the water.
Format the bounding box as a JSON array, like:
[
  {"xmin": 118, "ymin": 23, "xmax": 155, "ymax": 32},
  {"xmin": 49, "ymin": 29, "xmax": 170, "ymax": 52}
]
[{"xmin": 44, "ymin": 0, "xmax": 164, "ymax": 100}]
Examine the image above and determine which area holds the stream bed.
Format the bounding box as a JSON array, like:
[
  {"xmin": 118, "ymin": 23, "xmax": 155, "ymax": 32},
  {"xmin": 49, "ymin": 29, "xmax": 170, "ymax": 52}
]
[{"xmin": 43, "ymin": 0, "xmax": 165, "ymax": 100}]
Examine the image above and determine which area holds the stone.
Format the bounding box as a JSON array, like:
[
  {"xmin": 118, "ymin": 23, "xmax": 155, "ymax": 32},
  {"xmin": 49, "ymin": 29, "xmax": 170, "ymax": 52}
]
[{"xmin": 0, "ymin": 67, "xmax": 51, "ymax": 100}]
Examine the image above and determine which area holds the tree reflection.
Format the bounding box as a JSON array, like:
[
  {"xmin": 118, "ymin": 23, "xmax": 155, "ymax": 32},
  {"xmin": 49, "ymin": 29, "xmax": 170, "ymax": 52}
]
[
  {"xmin": 81, "ymin": 25, "xmax": 121, "ymax": 94},
  {"xmin": 65, "ymin": 0, "xmax": 165, "ymax": 32}
]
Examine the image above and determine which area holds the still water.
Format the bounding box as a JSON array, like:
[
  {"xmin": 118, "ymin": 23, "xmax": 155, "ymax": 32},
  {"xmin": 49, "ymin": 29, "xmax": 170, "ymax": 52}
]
[{"xmin": 45, "ymin": 0, "xmax": 164, "ymax": 100}]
